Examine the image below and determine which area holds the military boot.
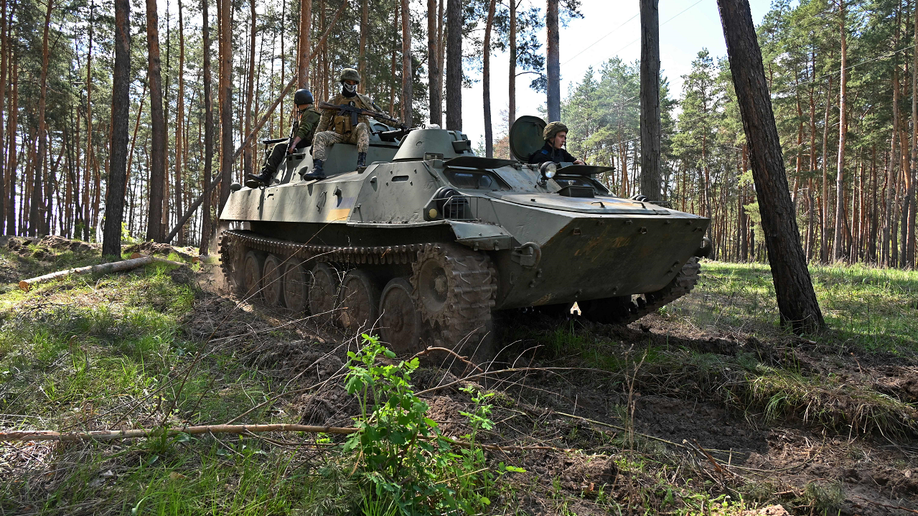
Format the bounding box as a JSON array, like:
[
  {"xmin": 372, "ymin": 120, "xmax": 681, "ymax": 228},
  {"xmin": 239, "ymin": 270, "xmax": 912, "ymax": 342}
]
[
  {"xmin": 245, "ymin": 168, "xmax": 273, "ymax": 188},
  {"xmin": 301, "ymin": 159, "xmax": 325, "ymax": 181},
  {"xmin": 356, "ymin": 152, "xmax": 367, "ymax": 169}
]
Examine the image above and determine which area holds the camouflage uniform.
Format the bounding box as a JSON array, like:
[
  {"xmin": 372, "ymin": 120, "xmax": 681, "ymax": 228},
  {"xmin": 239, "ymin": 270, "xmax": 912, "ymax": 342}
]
[
  {"xmin": 262, "ymin": 107, "xmax": 321, "ymax": 177},
  {"xmin": 312, "ymin": 92, "xmax": 375, "ymax": 161}
]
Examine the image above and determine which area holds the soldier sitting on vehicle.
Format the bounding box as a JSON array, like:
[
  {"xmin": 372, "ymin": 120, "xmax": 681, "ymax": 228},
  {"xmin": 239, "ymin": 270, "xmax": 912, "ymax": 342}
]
[
  {"xmin": 529, "ymin": 121, "xmax": 585, "ymax": 166},
  {"xmin": 303, "ymin": 68, "xmax": 379, "ymax": 181},
  {"xmin": 246, "ymin": 88, "xmax": 320, "ymax": 187}
]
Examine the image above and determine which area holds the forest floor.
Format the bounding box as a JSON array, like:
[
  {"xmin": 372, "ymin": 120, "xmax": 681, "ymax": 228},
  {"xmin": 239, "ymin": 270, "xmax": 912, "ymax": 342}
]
[{"xmin": 0, "ymin": 235, "xmax": 917, "ymax": 515}]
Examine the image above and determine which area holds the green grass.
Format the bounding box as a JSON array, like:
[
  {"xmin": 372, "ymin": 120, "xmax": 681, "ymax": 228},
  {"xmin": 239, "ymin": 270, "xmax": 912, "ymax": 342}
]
[
  {"xmin": 3, "ymin": 242, "xmax": 917, "ymax": 515},
  {"xmin": 680, "ymin": 260, "xmax": 918, "ymax": 353}
]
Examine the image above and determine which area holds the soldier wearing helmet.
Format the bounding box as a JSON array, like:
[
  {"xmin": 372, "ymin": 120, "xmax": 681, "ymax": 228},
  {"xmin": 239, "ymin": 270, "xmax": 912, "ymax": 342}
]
[
  {"xmin": 528, "ymin": 121, "xmax": 585, "ymax": 165},
  {"xmin": 303, "ymin": 68, "xmax": 378, "ymax": 180},
  {"xmin": 247, "ymin": 88, "xmax": 321, "ymax": 186}
]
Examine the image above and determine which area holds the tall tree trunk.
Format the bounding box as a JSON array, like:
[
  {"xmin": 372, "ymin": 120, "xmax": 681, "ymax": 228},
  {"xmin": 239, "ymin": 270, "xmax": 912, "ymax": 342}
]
[
  {"xmin": 103, "ymin": 0, "xmax": 130, "ymax": 257},
  {"xmin": 31, "ymin": 0, "xmax": 54, "ymax": 236},
  {"xmin": 446, "ymin": 0, "xmax": 462, "ymax": 130},
  {"xmin": 639, "ymin": 0, "xmax": 661, "ymax": 200},
  {"xmin": 390, "ymin": 8, "xmax": 398, "ymax": 116},
  {"xmin": 820, "ymin": 76, "xmax": 832, "ymax": 263},
  {"xmin": 717, "ymin": 0, "xmax": 826, "ymax": 333},
  {"xmin": 219, "ymin": 0, "xmax": 233, "ymax": 210},
  {"xmin": 298, "ymin": 0, "xmax": 312, "ymax": 87},
  {"xmin": 427, "ymin": 0, "xmax": 441, "ymax": 125},
  {"xmin": 437, "ymin": 0, "xmax": 445, "ymax": 123},
  {"xmin": 0, "ymin": 0, "xmax": 7, "ymax": 235},
  {"xmin": 909, "ymin": 0, "xmax": 918, "ymax": 267},
  {"xmin": 200, "ymin": 0, "xmax": 214, "ymax": 255},
  {"xmin": 6, "ymin": 60, "xmax": 16, "ymax": 236},
  {"xmin": 401, "ymin": 0, "xmax": 413, "ymax": 123},
  {"xmin": 359, "ymin": 0, "xmax": 368, "ymax": 94},
  {"xmin": 546, "ymin": 0, "xmax": 560, "ymax": 121},
  {"xmin": 175, "ymin": 0, "xmax": 186, "ymax": 245},
  {"xmin": 482, "ymin": 0, "xmax": 497, "ymax": 157},
  {"xmin": 83, "ymin": 1, "xmax": 95, "ymax": 240},
  {"xmin": 832, "ymin": 0, "xmax": 848, "ymax": 262},
  {"xmin": 508, "ymin": 0, "xmax": 516, "ymax": 129},
  {"xmin": 145, "ymin": 0, "xmax": 167, "ymax": 242},
  {"xmin": 243, "ymin": 0, "xmax": 255, "ymax": 179}
]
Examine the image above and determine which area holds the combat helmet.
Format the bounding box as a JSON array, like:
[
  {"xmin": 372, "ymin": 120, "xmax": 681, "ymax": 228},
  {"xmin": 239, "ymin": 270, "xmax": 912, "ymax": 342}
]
[
  {"xmin": 339, "ymin": 68, "xmax": 361, "ymax": 84},
  {"xmin": 294, "ymin": 88, "xmax": 314, "ymax": 106},
  {"xmin": 543, "ymin": 121, "xmax": 569, "ymax": 141}
]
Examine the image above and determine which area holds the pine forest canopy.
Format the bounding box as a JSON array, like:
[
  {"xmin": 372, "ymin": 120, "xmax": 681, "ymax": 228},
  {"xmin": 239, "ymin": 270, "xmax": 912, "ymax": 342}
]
[{"xmin": 0, "ymin": 0, "xmax": 916, "ymax": 269}]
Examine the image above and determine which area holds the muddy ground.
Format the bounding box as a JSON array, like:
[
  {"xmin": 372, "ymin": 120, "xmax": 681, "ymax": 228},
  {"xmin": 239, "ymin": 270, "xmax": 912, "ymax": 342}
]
[{"xmin": 3, "ymin": 236, "xmax": 918, "ymax": 515}]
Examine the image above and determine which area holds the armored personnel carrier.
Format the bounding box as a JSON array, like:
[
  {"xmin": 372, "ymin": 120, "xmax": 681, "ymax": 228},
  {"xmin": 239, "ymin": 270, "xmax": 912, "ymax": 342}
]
[{"xmin": 218, "ymin": 116, "xmax": 710, "ymax": 356}]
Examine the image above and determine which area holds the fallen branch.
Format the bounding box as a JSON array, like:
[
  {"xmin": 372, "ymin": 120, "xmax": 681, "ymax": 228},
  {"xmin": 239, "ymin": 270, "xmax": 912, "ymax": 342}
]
[
  {"xmin": 18, "ymin": 256, "xmax": 155, "ymax": 292},
  {"xmin": 0, "ymin": 423, "xmax": 358, "ymax": 442}
]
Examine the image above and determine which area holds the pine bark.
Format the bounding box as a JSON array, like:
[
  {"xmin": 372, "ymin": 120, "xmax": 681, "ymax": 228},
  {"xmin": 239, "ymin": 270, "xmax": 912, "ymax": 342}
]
[
  {"xmin": 427, "ymin": 0, "xmax": 441, "ymax": 125},
  {"xmin": 298, "ymin": 0, "xmax": 312, "ymax": 88},
  {"xmin": 401, "ymin": 0, "xmax": 413, "ymax": 123},
  {"xmin": 483, "ymin": 0, "xmax": 497, "ymax": 157},
  {"xmin": 6, "ymin": 59, "xmax": 17, "ymax": 235},
  {"xmin": 0, "ymin": 0, "xmax": 7, "ymax": 234},
  {"xmin": 639, "ymin": 0, "xmax": 661, "ymax": 200},
  {"xmin": 445, "ymin": 0, "xmax": 462, "ymax": 130},
  {"xmin": 832, "ymin": 0, "xmax": 848, "ymax": 262},
  {"xmin": 359, "ymin": 0, "xmax": 368, "ymax": 94},
  {"xmin": 145, "ymin": 0, "xmax": 166, "ymax": 242},
  {"xmin": 909, "ymin": 0, "xmax": 918, "ymax": 267},
  {"xmin": 103, "ymin": 0, "xmax": 130, "ymax": 257},
  {"xmin": 717, "ymin": 0, "xmax": 826, "ymax": 333},
  {"xmin": 546, "ymin": 0, "xmax": 560, "ymax": 121},
  {"xmin": 31, "ymin": 0, "xmax": 54, "ymax": 236},
  {"xmin": 175, "ymin": 1, "xmax": 186, "ymax": 245},
  {"xmin": 508, "ymin": 0, "xmax": 516, "ymax": 128},
  {"xmin": 200, "ymin": 0, "xmax": 214, "ymax": 255},
  {"xmin": 219, "ymin": 0, "xmax": 233, "ymax": 210},
  {"xmin": 243, "ymin": 0, "xmax": 255, "ymax": 179}
]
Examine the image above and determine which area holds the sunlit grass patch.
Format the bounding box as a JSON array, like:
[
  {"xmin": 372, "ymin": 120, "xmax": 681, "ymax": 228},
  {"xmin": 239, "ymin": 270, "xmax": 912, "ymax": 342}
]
[
  {"xmin": 745, "ymin": 365, "xmax": 918, "ymax": 436},
  {"xmin": 682, "ymin": 260, "xmax": 918, "ymax": 352}
]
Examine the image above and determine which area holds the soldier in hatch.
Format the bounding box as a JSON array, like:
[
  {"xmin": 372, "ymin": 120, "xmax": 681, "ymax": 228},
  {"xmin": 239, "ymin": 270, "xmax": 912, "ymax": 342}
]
[
  {"xmin": 247, "ymin": 88, "xmax": 321, "ymax": 186},
  {"xmin": 303, "ymin": 68, "xmax": 377, "ymax": 181},
  {"xmin": 528, "ymin": 121, "xmax": 585, "ymax": 165}
]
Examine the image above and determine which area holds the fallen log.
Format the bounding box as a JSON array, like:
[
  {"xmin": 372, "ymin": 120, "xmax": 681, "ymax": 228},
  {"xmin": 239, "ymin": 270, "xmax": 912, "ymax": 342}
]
[
  {"xmin": 0, "ymin": 424, "xmax": 359, "ymax": 442},
  {"xmin": 18, "ymin": 255, "xmax": 155, "ymax": 292}
]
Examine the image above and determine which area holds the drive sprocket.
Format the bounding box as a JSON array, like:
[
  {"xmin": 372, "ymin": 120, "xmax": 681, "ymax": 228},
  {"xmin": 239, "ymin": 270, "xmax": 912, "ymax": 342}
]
[{"xmin": 411, "ymin": 243, "xmax": 497, "ymax": 352}]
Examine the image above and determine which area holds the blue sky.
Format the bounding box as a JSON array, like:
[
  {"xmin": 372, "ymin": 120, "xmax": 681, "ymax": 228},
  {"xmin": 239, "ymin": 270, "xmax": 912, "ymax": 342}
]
[{"xmin": 462, "ymin": 0, "xmax": 774, "ymax": 146}]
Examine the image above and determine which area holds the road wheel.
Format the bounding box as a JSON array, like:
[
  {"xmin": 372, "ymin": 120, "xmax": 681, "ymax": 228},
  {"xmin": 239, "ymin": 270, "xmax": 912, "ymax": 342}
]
[
  {"xmin": 283, "ymin": 262, "xmax": 309, "ymax": 313},
  {"xmin": 308, "ymin": 263, "xmax": 339, "ymax": 323},
  {"xmin": 338, "ymin": 269, "xmax": 381, "ymax": 334},
  {"xmin": 262, "ymin": 254, "xmax": 284, "ymax": 307},
  {"xmin": 379, "ymin": 278, "xmax": 422, "ymax": 355},
  {"xmin": 241, "ymin": 250, "xmax": 264, "ymax": 302}
]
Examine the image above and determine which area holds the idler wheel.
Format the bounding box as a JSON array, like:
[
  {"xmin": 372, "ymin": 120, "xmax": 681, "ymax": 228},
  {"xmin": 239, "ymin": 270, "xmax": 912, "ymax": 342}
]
[
  {"xmin": 283, "ymin": 262, "xmax": 309, "ymax": 313},
  {"xmin": 308, "ymin": 263, "xmax": 340, "ymax": 323},
  {"xmin": 337, "ymin": 269, "xmax": 381, "ymax": 333},
  {"xmin": 241, "ymin": 250, "xmax": 265, "ymax": 301},
  {"xmin": 379, "ymin": 278, "xmax": 422, "ymax": 355},
  {"xmin": 262, "ymin": 254, "xmax": 284, "ymax": 307}
]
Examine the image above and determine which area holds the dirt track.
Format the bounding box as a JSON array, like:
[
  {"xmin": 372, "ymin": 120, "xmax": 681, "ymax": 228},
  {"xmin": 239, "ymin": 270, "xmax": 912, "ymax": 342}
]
[{"xmin": 195, "ymin": 258, "xmax": 918, "ymax": 516}]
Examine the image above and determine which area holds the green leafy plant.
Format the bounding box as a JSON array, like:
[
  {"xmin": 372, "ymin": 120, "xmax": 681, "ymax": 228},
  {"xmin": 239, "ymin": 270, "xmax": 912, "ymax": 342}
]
[{"xmin": 343, "ymin": 335, "xmax": 460, "ymax": 514}]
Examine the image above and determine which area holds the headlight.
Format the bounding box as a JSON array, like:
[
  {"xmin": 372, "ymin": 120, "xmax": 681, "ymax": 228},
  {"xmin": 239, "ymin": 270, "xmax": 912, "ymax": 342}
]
[{"xmin": 540, "ymin": 161, "xmax": 558, "ymax": 180}]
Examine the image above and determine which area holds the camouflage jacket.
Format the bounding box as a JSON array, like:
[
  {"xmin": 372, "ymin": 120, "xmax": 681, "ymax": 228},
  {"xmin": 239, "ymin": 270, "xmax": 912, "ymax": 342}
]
[
  {"xmin": 316, "ymin": 92, "xmax": 376, "ymax": 136},
  {"xmin": 295, "ymin": 107, "xmax": 321, "ymax": 145}
]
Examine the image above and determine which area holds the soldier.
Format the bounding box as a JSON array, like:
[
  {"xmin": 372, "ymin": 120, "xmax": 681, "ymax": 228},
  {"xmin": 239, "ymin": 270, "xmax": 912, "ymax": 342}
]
[
  {"xmin": 303, "ymin": 68, "xmax": 376, "ymax": 180},
  {"xmin": 247, "ymin": 88, "xmax": 320, "ymax": 186},
  {"xmin": 528, "ymin": 121, "xmax": 585, "ymax": 165}
]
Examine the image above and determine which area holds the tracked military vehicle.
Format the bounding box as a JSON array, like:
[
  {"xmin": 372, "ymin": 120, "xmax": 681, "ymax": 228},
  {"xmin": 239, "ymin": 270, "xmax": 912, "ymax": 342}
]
[{"xmin": 218, "ymin": 116, "xmax": 710, "ymax": 356}]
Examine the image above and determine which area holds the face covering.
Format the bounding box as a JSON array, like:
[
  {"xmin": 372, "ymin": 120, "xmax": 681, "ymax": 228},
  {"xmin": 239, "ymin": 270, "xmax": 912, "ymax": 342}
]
[{"xmin": 342, "ymin": 82, "xmax": 357, "ymax": 97}]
